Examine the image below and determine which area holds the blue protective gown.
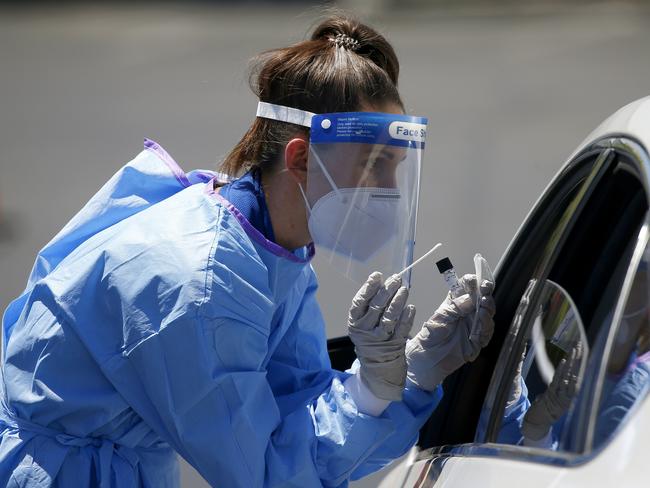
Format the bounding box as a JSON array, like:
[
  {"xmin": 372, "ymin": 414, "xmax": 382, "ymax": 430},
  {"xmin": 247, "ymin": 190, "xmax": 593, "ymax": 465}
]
[
  {"xmin": 0, "ymin": 139, "xmax": 442, "ymax": 487},
  {"xmin": 593, "ymin": 352, "xmax": 650, "ymax": 448}
]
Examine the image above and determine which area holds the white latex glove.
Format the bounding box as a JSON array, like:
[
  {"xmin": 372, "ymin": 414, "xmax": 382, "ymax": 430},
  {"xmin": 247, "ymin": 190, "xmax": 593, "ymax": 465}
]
[
  {"xmin": 521, "ymin": 342, "xmax": 583, "ymax": 441},
  {"xmin": 405, "ymin": 275, "xmax": 496, "ymax": 391},
  {"xmin": 348, "ymin": 272, "xmax": 417, "ymax": 401}
]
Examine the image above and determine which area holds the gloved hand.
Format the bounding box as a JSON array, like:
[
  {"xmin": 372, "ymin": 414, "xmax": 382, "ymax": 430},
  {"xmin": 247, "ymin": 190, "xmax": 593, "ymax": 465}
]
[
  {"xmin": 521, "ymin": 342, "xmax": 583, "ymax": 441},
  {"xmin": 405, "ymin": 275, "xmax": 496, "ymax": 391},
  {"xmin": 348, "ymin": 272, "xmax": 417, "ymax": 401}
]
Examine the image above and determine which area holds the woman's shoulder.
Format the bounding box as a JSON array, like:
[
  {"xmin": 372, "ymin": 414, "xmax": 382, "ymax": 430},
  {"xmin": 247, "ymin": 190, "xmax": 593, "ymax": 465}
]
[
  {"xmin": 111, "ymin": 184, "xmax": 270, "ymax": 293},
  {"xmin": 47, "ymin": 183, "xmax": 265, "ymax": 306}
]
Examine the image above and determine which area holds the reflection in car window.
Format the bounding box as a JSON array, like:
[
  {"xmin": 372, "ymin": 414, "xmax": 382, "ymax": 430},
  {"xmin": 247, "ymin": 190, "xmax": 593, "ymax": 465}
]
[
  {"xmin": 497, "ymin": 280, "xmax": 588, "ymax": 450},
  {"xmin": 592, "ymin": 250, "xmax": 650, "ymax": 449}
]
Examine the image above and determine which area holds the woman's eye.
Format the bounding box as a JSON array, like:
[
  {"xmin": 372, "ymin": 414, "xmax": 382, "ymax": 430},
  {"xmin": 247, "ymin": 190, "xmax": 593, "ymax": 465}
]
[{"xmin": 372, "ymin": 159, "xmax": 389, "ymax": 174}]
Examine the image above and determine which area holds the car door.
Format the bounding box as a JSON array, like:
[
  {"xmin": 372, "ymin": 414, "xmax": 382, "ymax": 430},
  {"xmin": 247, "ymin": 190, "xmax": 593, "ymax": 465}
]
[{"xmin": 399, "ymin": 136, "xmax": 650, "ymax": 487}]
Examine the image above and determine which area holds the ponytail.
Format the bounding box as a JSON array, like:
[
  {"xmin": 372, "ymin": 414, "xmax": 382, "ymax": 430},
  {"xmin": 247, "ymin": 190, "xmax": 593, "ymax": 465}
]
[{"xmin": 220, "ymin": 14, "xmax": 403, "ymax": 176}]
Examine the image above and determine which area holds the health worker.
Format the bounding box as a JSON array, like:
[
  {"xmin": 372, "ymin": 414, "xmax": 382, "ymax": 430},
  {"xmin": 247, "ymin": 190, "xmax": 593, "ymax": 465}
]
[{"xmin": 0, "ymin": 15, "xmax": 495, "ymax": 488}]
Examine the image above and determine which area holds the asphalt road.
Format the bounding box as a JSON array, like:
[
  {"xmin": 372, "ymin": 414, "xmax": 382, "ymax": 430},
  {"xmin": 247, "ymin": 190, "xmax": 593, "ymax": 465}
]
[{"xmin": 1, "ymin": 2, "xmax": 650, "ymax": 486}]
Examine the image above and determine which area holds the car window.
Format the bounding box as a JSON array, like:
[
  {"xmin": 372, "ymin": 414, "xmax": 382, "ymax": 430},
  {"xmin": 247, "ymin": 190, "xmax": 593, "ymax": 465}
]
[
  {"xmin": 469, "ymin": 148, "xmax": 613, "ymax": 446},
  {"xmin": 482, "ymin": 146, "xmax": 649, "ymax": 456},
  {"xmin": 417, "ymin": 149, "xmax": 606, "ymax": 450}
]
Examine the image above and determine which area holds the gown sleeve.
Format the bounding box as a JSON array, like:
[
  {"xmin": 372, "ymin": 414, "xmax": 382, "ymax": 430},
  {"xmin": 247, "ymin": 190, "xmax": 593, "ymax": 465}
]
[
  {"xmin": 266, "ymin": 272, "xmax": 442, "ymax": 484},
  {"xmin": 495, "ymin": 377, "xmax": 530, "ymax": 445}
]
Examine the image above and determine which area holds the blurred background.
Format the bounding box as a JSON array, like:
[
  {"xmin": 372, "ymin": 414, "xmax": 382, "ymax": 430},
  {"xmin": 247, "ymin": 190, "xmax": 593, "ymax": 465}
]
[{"xmin": 1, "ymin": 0, "xmax": 649, "ymax": 486}]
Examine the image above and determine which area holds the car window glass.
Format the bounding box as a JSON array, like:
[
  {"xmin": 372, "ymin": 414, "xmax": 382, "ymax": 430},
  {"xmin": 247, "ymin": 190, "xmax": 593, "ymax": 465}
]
[
  {"xmin": 591, "ymin": 247, "xmax": 650, "ymax": 450},
  {"xmin": 484, "ymin": 151, "xmax": 648, "ymax": 454},
  {"xmin": 472, "ymin": 151, "xmax": 610, "ymax": 445}
]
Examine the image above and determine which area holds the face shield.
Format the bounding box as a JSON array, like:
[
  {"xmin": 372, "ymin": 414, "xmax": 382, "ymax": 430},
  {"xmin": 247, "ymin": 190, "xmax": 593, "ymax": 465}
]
[{"xmin": 256, "ymin": 102, "xmax": 427, "ymax": 284}]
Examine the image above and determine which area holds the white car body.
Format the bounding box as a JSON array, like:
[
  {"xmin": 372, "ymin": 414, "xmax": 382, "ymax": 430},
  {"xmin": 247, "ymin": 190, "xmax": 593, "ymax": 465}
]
[{"xmin": 399, "ymin": 396, "xmax": 649, "ymax": 487}]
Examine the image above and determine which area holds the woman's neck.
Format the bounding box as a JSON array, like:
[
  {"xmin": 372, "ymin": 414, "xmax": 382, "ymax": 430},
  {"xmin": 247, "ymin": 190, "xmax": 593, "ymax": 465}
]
[{"xmin": 261, "ymin": 167, "xmax": 311, "ymax": 251}]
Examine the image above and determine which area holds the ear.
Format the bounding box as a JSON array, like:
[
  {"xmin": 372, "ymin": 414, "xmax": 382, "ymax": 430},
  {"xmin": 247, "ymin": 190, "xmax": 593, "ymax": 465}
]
[{"xmin": 284, "ymin": 136, "xmax": 309, "ymax": 186}]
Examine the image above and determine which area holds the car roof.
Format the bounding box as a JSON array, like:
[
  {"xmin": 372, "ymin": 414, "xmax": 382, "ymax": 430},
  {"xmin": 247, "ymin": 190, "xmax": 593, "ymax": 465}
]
[{"xmin": 569, "ymin": 95, "xmax": 650, "ymax": 161}]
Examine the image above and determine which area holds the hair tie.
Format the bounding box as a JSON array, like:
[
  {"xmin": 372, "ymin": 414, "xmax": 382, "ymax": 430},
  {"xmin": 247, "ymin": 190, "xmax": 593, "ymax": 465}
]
[{"xmin": 329, "ymin": 33, "xmax": 360, "ymax": 52}]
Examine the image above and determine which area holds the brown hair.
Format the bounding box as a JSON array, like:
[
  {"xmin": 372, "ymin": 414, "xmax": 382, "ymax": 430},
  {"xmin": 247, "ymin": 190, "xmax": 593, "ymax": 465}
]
[{"xmin": 219, "ymin": 14, "xmax": 403, "ymax": 176}]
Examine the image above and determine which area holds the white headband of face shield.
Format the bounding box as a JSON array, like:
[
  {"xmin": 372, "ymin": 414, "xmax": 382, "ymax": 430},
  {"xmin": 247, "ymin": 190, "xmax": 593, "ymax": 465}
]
[{"xmin": 256, "ymin": 101, "xmax": 315, "ymax": 129}]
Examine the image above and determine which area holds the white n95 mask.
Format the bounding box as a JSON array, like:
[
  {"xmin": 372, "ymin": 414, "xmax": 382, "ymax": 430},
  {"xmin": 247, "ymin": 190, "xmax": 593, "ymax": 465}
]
[{"xmin": 307, "ymin": 187, "xmax": 401, "ymax": 262}]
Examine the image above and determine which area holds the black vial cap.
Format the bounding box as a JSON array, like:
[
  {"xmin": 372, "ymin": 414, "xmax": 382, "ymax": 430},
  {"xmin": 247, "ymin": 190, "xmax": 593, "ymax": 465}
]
[{"xmin": 436, "ymin": 257, "xmax": 454, "ymax": 274}]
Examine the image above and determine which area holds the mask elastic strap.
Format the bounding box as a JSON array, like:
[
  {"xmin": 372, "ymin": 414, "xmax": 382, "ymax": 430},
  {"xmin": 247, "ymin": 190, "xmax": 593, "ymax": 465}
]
[
  {"xmin": 256, "ymin": 101, "xmax": 314, "ymax": 128},
  {"xmin": 297, "ymin": 183, "xmax": 312, "ymax": 215}
]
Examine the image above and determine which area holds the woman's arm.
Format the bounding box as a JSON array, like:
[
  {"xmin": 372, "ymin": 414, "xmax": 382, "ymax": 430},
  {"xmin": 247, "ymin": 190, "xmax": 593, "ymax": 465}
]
[{"xmin": 267, "ymin": 272, "xmax": 442, "ymax": 484}]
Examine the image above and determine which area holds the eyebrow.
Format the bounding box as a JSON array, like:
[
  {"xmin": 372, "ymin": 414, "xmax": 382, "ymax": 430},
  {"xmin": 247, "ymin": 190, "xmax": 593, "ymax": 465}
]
[{"xmin": 379, "ymin": 149, "xmax": 407, "ymax": 163}]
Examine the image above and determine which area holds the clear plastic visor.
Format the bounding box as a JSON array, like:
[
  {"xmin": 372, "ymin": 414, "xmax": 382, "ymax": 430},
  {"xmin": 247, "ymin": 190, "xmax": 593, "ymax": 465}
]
[
  {"xmin": 306, "ymin": 140, "xmax": 423, "ymax": 284},
  {"xmin": 254, "ymin": 102, "xmax": 427, "ymax": 284}
]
